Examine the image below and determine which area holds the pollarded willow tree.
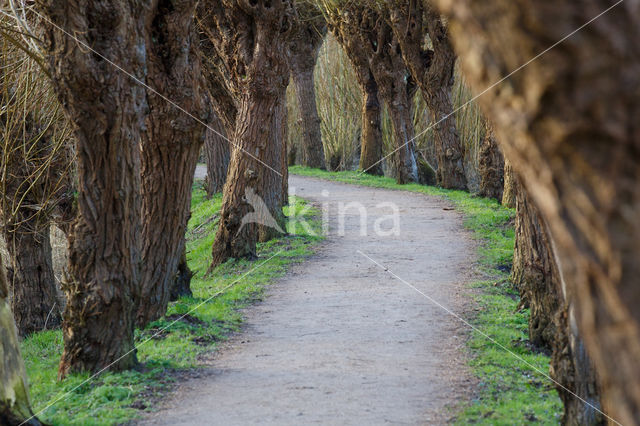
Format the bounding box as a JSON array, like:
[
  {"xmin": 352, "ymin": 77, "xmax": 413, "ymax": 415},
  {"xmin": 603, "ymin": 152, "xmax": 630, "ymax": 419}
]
[
  {"xmin": 323, "ymin": 1, "xmax": 418, "ymax": 184},
  {"xmin": 136, "ymin": 0, "xmax": 209, "ymax": 327},
  {"xmin": 289, "ymin": 1, "xmax": 327, "ymax": 169},
  {"xmin": 40, "ymin": 0, "xmax": 148, "ymax": 376},
  {"xmin": 386, "ymin": 0, "xmax": 466, "ymax": 189},
  {"xmin": 437, "ymin": 0, "xmax": 640, "ymax": 423},
  {"xmin": 476, "ymin": 122, "xmax": 504, "ymax": 201},
  {"xmin": 199, "ymin": 0, "xmax": 293, "ymax": 268}
]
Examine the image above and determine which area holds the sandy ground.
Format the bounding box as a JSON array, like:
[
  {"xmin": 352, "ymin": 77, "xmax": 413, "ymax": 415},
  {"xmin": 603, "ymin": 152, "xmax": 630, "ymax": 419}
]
[{"xmin": 142, "ymin": 170, "xmax": 477, "ymax": 425}]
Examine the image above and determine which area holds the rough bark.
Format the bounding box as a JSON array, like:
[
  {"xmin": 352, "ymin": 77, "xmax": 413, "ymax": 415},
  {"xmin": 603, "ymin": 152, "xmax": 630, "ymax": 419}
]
[
  {"xmin": 388, "ymin": 0, "xmax": 466, "ymax": 189},
  {"xmin": 203, "ymin": 112, "xmax": 230, "ymax": 197},
  {"xmin": 289, "ymin": 4, "xmax": 327, "ymax": 169},
  {"xmin": 202, "ymin": 0, "xmax": 292, "ymax": 268},
  {"xmin": 0, "ymin": 255, "xmax": 41, "ymax": 425},
  {"xmin": 137, "ymin": 0, "xmax": 208, "ymax": 327},
  {"xmin": 477, "ymin": 122, "xmax": 504, "ymax": 201},
  {"xmin": 437, "ymin": 0, "xmax": 640, "ymax": 423},
  {"xmin": 326, "ymin": 5, "xmax": 418, "ymax": 184},
  {"xmin": 4, "ymin": 222, "xmax": 60, "ymax": 336},
  {"xmin": 501, "ymin": 157, "xmax": 516, "ymax": 208},
  {"xmin": 41, "ymin": 1, "xmax": 147, "ymax": 376}
]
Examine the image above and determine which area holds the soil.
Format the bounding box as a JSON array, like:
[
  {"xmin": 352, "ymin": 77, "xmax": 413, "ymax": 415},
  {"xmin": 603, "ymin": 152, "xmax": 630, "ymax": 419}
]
[{"xmin": 141, "ymin": 171, "xmax": 477, "ymax": 425}]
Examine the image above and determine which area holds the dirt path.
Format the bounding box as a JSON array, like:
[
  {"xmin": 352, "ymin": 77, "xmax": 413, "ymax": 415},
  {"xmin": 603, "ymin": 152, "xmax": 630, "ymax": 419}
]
[{"xmin": 143, "ymin": 173, "xmax": 477, "ymax": 425}]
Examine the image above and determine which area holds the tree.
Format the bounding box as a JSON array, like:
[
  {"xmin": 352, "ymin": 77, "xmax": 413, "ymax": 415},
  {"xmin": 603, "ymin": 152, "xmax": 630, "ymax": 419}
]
[
  {"xmin": 476, "ymin": 122, "xmax": 504, "ymax": 201},
  {"xmin": 0, "ymin": 254, "xmax": 41, "ymax": 425},
  {"xmin": 324, "ymin": 2, "xmax": 418, "ymax": 183},
  {"xmin": 323, "ymin": 27, "xmax": 383, "ymax": 175},
  {"xmin": 199, "ymin": 0, "xmax": 292, "ymax": 268},
  {"xmin": 40, "ymin": 1, "xmax": 148, "ymax": 376},
  {"xmin": 387, "ymin": 0, "xmax": 466, "ymax": 189},
  {"xmin": 437, "ymin": 0, "xmax": 640, "ymax": 422},
  {"xmin": 136, "ymin": 0, "xmax": 209, "ymax": 327},
  {"xmin": 289, "ymin": 1, "xmax": 327, "ymax": 169},
  {"xmin": 202, "ymin": 112, "xmax": 230, "ymax": 197},
  {"xmin": 501, "ymin": 157, "xmax": 516, "ymax": 208}
]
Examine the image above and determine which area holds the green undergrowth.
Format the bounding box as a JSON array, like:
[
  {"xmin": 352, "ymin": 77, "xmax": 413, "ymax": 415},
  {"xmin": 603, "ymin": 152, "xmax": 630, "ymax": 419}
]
[
  {"xmin": 290, "ymin": 165, "xmax": 562, "ymax": 424},
  {"xmin": 21, "ymin": 186, "xmax": 322, "ymax": 425}
]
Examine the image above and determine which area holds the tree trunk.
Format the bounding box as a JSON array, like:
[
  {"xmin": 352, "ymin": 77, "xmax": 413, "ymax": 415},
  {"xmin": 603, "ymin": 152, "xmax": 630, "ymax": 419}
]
[
  {"xmin": 477, "ymin": 122, "xmax": 504, "ymax": 201},
  {"xmin": 203, "ymin": 0, "xmax": 292, "ymax": 268},
  {"xmin": 4, "ymin": 221, "xmax": 60, "ymax": 336},
  {"xmin": 136, "ymin": 0, "xmax": 208, "ymax": 327},
  {"xmin": 359, "ymin": 74, "xmax": 384, "ymax": 176},
  {"xmin": 291, "ymin": 69, "xmax": 325, "ymax": 169},
  {"xmin": 170, "ymin": 241, "xmax": 193, "ymax": 301},
  {"xmin": 437, "ymin": 1, "xmax": 640, "ymax": 422},
  {"xmin": 211, "ymin": 94, "xmax": 287, "ymax": 267},
  {"xmin": 0, "ymin": 255, "xmax": 41, "ymax": 425},
  {"xmin": 204, "ymin": 112, "xmax": 230, "ymax": 197},
  {"xmin": 501, "ymin": 157, "xmax": 516, "ymax": 208},
  {"xmin": 387, "ymin": 1, "xmax": 467, "ymax": 189},
  {"xmin": 325, "ymin": 17, "xmax": 384, "ymax": 176},
  {"xmin": 289, "ymin": 5, "xmax": 326, "ymax": 170},
  {"xmin": 41, "ymin": 1, "xmax": 147, "ymax": 376},
  {"xmin": 386, "ymin": 98, "xmax": 419, "ymax": 184}
]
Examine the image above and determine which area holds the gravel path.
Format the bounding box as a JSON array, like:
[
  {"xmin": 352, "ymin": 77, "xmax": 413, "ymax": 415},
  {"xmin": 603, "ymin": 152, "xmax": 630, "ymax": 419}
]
[{"xmin": 142, "ymin": 171, "xmax": 477, "ymax": 425}]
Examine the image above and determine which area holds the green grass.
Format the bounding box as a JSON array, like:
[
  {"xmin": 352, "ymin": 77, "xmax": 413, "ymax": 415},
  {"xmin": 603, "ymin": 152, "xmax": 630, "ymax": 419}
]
[
  {"xmin": 289, "ymin": 165, "xmax": 563, "ymax": 424},
  {"xmin": 21, "ymin": 185, "xmax": 322, "ymax": 425}
]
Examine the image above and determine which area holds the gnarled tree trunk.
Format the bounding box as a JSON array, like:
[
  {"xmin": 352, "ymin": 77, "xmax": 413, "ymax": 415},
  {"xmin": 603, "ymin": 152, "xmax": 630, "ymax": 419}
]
[
  {"xmin": 202, "ymin": 0, "xmax": 292, "ymax": 268},
  {"xmin": 438, "ymin": 0, "xmax": 640, "ymax": 422},
  {"xmin": 4, "ymin": 221, "xmax": 60, "ymax": 336},
  {"xmin": 290, "ymin": 4, "xmax": 326, "ymax": 170},
  {"xmin": 0, "ymin": 255, "xmax": 41, "ymax": 425},
  {"xmin": 388, "ymin": 1, "xmax": 466, "ymax": 189},
  {"xmin": 41, "ymin": 1, "xmax": 147, "ymax": 376},
  {"xmin": 203, "ymin": 112, "xmax": 230, "ymax": 197},
  {"xmin": 136, "ymin": 0, "xmax": 208, "ymax": 327},
  {"xmin": 477, "ymin": 122, "xmax": 504, "ymax": 201}
]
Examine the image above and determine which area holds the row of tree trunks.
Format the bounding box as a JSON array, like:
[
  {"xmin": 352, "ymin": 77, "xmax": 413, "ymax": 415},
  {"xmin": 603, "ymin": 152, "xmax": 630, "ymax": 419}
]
[
  {"xmin": 136, "ymin": 0, "xmax": 208, "ymax": 327},
  {"xmin": 476, "ymin": 122, "xmax": 504, "ymax": 202},
  {"xmin": 41, "ymin": 1, "xmax": 148, "ymax": 376},
  {"xmin": 326, "ymin": 5, "xmax": 418, "ymax": 184},
  {"xmin": 513, "ymin": 179, "xmax": 604, "ymax": 424},
  {"xmin": 387, "ymin": 0, "xmax": 467, "ymax": 189},
  {"xmin": 289, "ymin": 3, "xmax": 327, "ymax": 170},
  {"xmin": 0, "ymin": 254, "xmax": 40, "ymax": 425},
  {"xmin": 204, "ymin": 0, "xmax": 293, "ymax": 268},
  {"xmin": 436, "ymin": 0, "xmax": 640, "ymax": 423},
  {"xmin": 203, "ymin": 112, "xmax": 230, "ymax": 197}
]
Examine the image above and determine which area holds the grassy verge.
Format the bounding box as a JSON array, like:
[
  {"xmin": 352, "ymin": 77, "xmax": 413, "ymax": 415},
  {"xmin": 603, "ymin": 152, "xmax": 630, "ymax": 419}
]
[
  {"xmin": 290, "ymin": 165, "xmax": 562, "ymax": 423},
  {"xmin": 21, "ymin": 186, "xmax": 322, "ymax": 425}
]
